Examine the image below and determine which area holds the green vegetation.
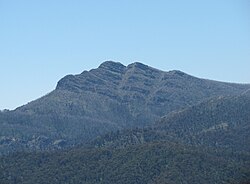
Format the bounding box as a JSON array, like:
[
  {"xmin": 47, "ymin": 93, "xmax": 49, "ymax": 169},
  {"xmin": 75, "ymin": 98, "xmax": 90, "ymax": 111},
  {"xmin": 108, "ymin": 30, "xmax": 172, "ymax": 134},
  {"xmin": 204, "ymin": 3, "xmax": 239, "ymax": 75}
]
[
  {"xmin": 1, "ymin": 141, "xmax": 249, "ymax": 184},
  {"xmin": 156, "ymin": 93, "xmax": 250, "ymax": 152}
]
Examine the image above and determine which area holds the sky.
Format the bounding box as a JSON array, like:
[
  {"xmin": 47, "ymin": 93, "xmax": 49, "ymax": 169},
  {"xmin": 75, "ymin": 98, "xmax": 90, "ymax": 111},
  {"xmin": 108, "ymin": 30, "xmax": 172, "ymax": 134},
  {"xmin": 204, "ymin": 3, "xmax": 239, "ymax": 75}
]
[{"xmin": 0, "ymin": 0, "xmax": 249, "ymax": 110}]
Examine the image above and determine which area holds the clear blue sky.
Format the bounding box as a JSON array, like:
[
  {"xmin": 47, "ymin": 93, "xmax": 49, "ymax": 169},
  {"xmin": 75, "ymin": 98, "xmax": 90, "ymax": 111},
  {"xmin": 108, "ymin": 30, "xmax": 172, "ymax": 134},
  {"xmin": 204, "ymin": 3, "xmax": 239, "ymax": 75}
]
[{"xmin": 0, "ymin": 0, "xmax": 249, "ymax": 110}]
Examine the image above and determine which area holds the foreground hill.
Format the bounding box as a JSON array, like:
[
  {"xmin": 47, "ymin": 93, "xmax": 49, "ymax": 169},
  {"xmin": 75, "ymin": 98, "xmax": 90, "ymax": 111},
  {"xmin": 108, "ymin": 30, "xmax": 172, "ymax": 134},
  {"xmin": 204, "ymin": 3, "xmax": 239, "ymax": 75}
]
[
  {"xmin": 156, "ymin": 91, "xmax": 250, "ymax": 152},
  {"xmin": 92, "ymin": 92, "xmax": 250, "ymax": 152},
  {"xmin": 1, "ymin": 61, "xmax": 250, "ymax": 153},
  {"xmin": 1, "ymin": 141, "xmax": 249, "ymax": 184}
]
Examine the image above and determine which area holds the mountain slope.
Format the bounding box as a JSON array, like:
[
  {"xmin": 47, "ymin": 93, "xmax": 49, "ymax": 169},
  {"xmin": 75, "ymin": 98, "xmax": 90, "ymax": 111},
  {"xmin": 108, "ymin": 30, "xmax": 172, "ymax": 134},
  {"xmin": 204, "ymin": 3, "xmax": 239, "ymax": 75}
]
[
  {"xmin": 156, "ymin": 91, "xmax": 250, "ymax": 152},
  {"xmin": 1, "ymin": 61, "xmax": 250, "ymax": 153},
  {"xmin": 92, "ymin": 92, "xmax": 250, "ymax": 152}
]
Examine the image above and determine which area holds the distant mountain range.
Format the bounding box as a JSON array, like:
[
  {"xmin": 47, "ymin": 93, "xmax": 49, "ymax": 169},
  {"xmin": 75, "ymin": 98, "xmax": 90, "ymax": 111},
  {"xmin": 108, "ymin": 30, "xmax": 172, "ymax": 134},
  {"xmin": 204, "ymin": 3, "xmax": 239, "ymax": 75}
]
[{"xmin": 0, "ymin": 61, "xmax": 250, "ymax": 183}]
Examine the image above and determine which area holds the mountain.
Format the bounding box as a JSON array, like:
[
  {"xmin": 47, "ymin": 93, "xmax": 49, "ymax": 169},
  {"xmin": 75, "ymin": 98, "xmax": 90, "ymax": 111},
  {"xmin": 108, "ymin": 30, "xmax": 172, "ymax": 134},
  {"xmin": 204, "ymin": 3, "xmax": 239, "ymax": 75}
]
[
  {"xmin": 1, "ymin": 61, "xmax": 250, "ymax": 183},
  {"xmin": 1, "ymin": 61, "xmax": 250, "ymax": 153}
]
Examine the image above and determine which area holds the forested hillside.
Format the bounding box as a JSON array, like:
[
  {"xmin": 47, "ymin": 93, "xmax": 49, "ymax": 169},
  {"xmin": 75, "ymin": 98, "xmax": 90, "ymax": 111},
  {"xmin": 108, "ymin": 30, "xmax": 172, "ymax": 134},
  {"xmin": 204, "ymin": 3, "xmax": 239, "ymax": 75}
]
[
  {"xmin": 91, "ymin": 92, "xmax": 250, "ymax": 152},
  {"xmin": 1, "ymin": 141, "xmax": 249, "ymax": 184}
]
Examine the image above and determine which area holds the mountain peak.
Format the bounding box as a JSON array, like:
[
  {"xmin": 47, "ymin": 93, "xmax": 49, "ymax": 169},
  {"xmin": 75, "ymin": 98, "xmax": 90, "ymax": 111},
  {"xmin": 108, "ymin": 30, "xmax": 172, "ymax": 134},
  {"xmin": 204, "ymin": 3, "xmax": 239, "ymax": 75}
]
[
  {"xmin": 127, "ymin": 62, "xmax": 150, "ymax": 70},
  {"xmin": 98, "ymin": 61, "xmax": 126, "ymax": 73}
]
